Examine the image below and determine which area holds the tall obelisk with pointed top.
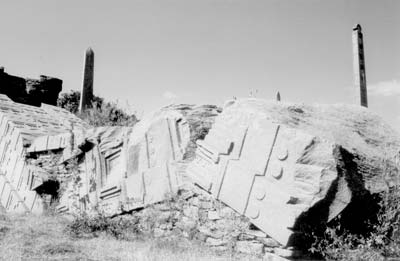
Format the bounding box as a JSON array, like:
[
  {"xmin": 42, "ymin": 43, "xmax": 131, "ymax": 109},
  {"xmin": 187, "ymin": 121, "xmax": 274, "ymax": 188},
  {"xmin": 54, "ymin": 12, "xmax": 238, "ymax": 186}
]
[
  {"xmin": 79, "ymin": 47, "xmax": 95, "ymax": 112},
  {"xmin": 352, "ymin": 24, "xmax": 368, "ymax": 107}
]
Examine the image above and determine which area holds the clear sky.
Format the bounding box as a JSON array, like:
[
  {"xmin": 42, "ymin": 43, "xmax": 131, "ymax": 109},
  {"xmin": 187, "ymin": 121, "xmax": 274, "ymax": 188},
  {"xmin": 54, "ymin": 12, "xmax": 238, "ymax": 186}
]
[{"xmin": 0, "ymin": 0, "xmax": 399, "ymax": 129}]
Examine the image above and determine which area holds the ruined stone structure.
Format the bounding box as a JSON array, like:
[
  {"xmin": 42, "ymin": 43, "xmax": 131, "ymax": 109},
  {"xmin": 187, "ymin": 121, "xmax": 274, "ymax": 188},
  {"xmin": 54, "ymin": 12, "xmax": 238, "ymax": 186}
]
[
  {"xmin": 79, "ymin": 48, "xmax": 95, "ymax": 112},
  {"xmin": 352, "ymin": 24, "xmax": 368, "ymax": 107},
  {"xmin": 0, "ymin": 91, "xmax": 398, "ymax": 259},
  {"xmin": 0, "ymin": 68, "xmax": 62, "ymax": 106},
  {"xmin": 53, "ymin": 111, "xmax": 191, "ymax": 215},
  {"xmin": 25, "ymin": 104, "xmax": 221, "ymax": 216},
  {"xmin": 0, "ymin": 94, "xmax": 88, "ymax": 213}
]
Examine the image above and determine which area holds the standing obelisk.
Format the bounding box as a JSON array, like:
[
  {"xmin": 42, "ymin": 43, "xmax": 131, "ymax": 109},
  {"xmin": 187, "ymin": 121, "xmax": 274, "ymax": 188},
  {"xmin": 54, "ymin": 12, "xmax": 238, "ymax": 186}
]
[
  {"xmin": 352, "ymin": 24, "xmax": 368, "ymax": 107},
  {"xmin": 79, "ymin": 47, "xmax": 95, "ymax": 112}
]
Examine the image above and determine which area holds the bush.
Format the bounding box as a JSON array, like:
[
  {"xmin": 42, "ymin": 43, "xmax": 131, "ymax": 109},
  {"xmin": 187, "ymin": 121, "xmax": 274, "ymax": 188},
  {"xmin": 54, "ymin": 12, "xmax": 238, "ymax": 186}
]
[
  {"xmin": 66, "ymin": 213, "xmax": 141, "ymax": 240},
  {"xmin": 57, "ymin": 90, "xmax": 138, "ymax": 127},
  {"xmin": 57, "ymin": 90, "xmax": 102, "ymax": 114},
  {"xmin": 310, "ymin": 157, "xmax": 400, "ymax": 260},
  {"xmin": 78, "ymin": 101, "xmax": 138, "ymax": 127}
]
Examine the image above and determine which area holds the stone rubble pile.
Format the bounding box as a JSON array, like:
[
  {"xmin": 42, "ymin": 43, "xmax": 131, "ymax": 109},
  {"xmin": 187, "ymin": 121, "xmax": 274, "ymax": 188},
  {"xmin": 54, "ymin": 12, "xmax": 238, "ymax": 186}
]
[{"xmin": 123, "ymin": 184, "xmax": 302, "ymax": 259}]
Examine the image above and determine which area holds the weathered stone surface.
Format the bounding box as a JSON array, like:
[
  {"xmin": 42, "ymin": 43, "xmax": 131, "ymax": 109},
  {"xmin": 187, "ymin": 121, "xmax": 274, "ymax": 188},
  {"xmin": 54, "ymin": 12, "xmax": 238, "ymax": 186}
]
[
  {"xmin": 219, "ymin": 206, "xmax": 235, "ymax": 218},
  {"xmin": 0, "ymin": 68, "xmax": 62, "ymax": 106},
  {"xmin": 205, "ymin": 237, "xmax": 227, "ymax": 247},
  {"xmin": 236, "ymin": 240, "xmax": 264, "ymax": 254},
  {"xmin": 153, "ymin": 228, "xmax": 166, "ymax": 238},
  {"xmin": 28, "ymin": 105, "xmax": 220, "ymax": 216},
  {"xmin": 49, "ymin": 110, "xmax": 192, "ymax": 215},
  {"xmin": 273, "ymin": 247, "xmax": 303, "ymax": 258},
  {"xmin": 155, "ymin": 211, "xmax": 175, "ymax": 224},
  {"xmin": 183, "ymin": 206, "xmax": 199, "ymax": 219},
  {"xmin": 207, "ymin": 210, "xmax": 220, "ymax": 220},
  {"xmin": 246, "ymin": 229, "xmax": 267, "ymax": 238},
  {"xmin": 258, "ymin": 237, "xmax": 281, "ymax": 248},
  {"xmin": 176, "ymin": 216, "xmax": 197, "ymax": 232},
  {"xmin": 163, "ymin": 104, "xmax": 222, "ymax": 161},
  {"xmin": 121, "ymin": 110, "xmax": 191, "ymax": 213},
  {"xmin": 198, "ymin": 200, "xmax": 213, "ymax": 209},
  {"xmin": 238, "ymin": 233, "xmax": 256, "ymax": 241},
  {"xmin": 0, "ymin": 94, "xmax": 88, "ymax": 213},
  {"xmin": 2, "ymin": 94, "xmax": 397, "ymax": 259},
  {"xmin": 263, "ymin": 252, "xmax": 290, "ymax": 261},
  {"xmin": 187, "ymin": 98, "xmax": 400, "ymax": 246}
]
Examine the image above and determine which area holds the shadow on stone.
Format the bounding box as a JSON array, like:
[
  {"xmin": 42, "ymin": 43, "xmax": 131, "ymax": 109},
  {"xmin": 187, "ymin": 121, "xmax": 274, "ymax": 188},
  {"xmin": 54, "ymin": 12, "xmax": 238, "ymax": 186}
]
[{"xmin": 290, "ymin": 146, "xmax": 381, "ymax": 250}]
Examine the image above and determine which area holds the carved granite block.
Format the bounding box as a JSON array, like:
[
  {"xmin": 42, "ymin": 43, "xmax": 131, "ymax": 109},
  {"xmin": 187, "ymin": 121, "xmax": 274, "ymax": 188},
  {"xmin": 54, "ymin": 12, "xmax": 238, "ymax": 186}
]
[
  {"xmin": 0, "ymin": 94, "xmax": 88, "ymax": 214},
  {"xmin": 187, "ymin": 101, "xmax": 340, "ymax": 246}
]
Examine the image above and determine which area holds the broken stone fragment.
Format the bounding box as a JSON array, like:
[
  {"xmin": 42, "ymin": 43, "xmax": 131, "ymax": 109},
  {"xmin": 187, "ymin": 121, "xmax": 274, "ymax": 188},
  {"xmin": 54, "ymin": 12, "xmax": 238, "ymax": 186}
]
[
  {"xmin": 207, "ymin": 210, "xmax": 220, "ymax": 220},
  {"xmin": 183, "ymin": 206, "xmax": 199, "ymax": 219},
  {"xmin": 205, "ymin": 237, "xmax": 228, "ymax": 247},
  {"xmin": 187, "ymin": 98, "xmax": 400, "ymax": 246},
  {"xmin": 258, "ymin": 237, "xmax": 281, "ymax": 248},
  {"xmin": 236, "ymin": 240, "xmax": 264, "ymax": 254},
  {"xmin": 0, "ymin": 94, "xmax": 88, "ymax": 214}
]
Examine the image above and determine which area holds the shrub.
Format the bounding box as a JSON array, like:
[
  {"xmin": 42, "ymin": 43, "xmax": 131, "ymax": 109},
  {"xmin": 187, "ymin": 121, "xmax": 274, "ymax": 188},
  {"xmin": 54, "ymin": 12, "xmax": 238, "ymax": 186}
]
[
  {"xmin": 66, "ymin": 213, "xmax": 141, "ymax": 240},
  {"xmin": 57, "ymin": 90, "xmax": 103, "ymax": 114},
  {"xmin": 309, "ymin": 156, "xmax": 400, "ymax": 260},
  {"xmin": 78, "ymin": 101, "xmax": 138, "ymax": 127},
  {"xmin": 57, "ymin": 90, "xmax": 138, "ymax": 127}
]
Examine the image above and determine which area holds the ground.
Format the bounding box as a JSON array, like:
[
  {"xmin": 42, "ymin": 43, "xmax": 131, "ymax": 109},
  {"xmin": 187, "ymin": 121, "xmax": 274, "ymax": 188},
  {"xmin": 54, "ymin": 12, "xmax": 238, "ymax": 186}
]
[{"xmin": 0, "ymin": 213, "xmax": 262, "ymax": 261}]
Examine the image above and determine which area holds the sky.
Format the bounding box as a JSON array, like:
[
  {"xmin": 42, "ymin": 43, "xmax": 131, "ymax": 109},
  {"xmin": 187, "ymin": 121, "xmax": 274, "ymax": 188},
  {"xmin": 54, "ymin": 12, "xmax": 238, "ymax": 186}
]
[{"xmin": 0, "ymin": 0, "xmax": 399, "ymax": 129}]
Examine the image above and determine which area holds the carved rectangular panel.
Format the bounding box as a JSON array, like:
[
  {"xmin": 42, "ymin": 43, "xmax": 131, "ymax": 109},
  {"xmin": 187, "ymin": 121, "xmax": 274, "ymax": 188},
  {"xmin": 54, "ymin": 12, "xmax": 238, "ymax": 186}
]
[
  {"xmin": 218, "ymin": 162, "xmax": 254, "ymax": 214},
  {"xmin": 105, "ymin": 151, "xmax": 121, "ymax": 177},
  {"xmin": 217, "ymin": 122, "xmax": 279, "ymax": 214}
]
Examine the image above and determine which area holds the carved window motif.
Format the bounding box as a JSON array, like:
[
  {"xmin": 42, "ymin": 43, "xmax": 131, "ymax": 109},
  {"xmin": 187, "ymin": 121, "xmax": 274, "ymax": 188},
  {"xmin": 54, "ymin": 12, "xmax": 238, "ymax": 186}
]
[{"xmin": 104, "ymin": 150, "xmax": 121, "ymax": 179}]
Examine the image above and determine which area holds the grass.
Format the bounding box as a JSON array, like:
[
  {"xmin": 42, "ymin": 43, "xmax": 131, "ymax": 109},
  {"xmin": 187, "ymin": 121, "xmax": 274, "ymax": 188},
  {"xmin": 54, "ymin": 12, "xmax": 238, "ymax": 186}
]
[{"xmin": 0, "ymin": 213, "xmax": 261, "ymax": 261}]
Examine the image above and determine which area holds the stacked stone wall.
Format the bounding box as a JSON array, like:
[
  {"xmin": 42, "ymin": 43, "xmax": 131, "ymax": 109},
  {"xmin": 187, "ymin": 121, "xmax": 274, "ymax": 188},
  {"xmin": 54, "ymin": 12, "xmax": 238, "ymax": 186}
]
[{"xmin": 124, "ymin": 185, "xmax": 303, "ymax": 259}]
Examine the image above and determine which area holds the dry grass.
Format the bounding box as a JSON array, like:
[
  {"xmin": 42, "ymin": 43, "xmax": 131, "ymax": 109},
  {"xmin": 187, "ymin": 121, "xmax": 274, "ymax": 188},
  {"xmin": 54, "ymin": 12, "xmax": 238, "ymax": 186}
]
[{"xmin": 0, "ymin": 214, "xmax": 260, "ymax": 261}]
